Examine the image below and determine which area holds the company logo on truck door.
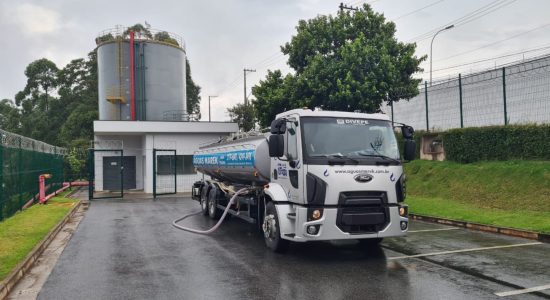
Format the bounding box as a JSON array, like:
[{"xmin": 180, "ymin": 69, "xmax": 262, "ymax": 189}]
[{"xmin": 193, "ymin": 150, "xmax": 254, "ymax": 167}]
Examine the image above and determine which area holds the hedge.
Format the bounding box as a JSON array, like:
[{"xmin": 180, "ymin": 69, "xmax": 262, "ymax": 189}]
[{"xmin": 441, "ymin": 125, "xmax": 550, "ymax": 163}]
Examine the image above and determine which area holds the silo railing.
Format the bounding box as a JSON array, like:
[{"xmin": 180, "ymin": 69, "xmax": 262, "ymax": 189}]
[
  {"xmin": 96, "ymin": 26, "xmax": 186, "ymax": 51},
  {"xmin": 162, "ymin": 110, "xmax": 200, "ymax": 122}
]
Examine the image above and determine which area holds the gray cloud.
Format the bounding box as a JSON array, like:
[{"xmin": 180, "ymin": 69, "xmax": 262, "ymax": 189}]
[{"xmin": 1, "ymin": 0, "xmax": 549, "ymax": 121}]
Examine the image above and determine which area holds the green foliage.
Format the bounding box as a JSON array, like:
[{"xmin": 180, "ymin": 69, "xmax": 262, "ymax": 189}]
[
  {"xmin": 252, "ymin": 4, "xmax": 425, "ymax": 127},
  {"xmin": 0, "ymin": 195, "xmax": 77, "ymax": 280},
  {"xmin": 154, "ymin": 31, "xmax": 179, "ymax": 46},
  {"xmin": 186, "ymin": 59, "xmax": 201, "ymax": 115},
  {"xmin": 404, "ymin": 160, "xmax": 550, "ymax": 232},
  {"xmin": 0, "ymin": 99, "xmax": 20, "ymax": 131},
  {"xmin": 228, "ymin": 103, "xmax": 256, "ymax": 132},
  {"xmin": 95, "ymin": 33, "xmax": 115, "ymax": 44},
  {"xmin": 441, "ymin": 125, "xmax": 550, "ymax": 163},
  {"xmin": 124, "ymin": 23, "xmax": 153, "ymax": 39},
  {"xmin": 404, "ymin": 160, "xmax": 550, "ymax": 212}
]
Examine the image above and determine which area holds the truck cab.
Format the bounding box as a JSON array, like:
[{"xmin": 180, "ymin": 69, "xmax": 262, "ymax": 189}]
[{"xmin": 263, "ymin": 109, "xmax": 415, "ymax": 249}]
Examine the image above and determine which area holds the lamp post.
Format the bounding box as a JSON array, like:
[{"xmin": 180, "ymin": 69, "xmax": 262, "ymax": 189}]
[
  {"xmin": 430, "ymin": 24, "xmax": 454, "ymax": 86},
  {"xmin": 208, "ymin": 95, "xmax": 217, "ymax": 122}
]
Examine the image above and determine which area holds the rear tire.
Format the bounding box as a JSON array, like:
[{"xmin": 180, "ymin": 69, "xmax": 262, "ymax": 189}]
[
  {"xmin": 263, "ymin": 202, "xmax": 289, "ymax": 253},
  {"xmin": 200, "ymin": 185, "xmax": 209, "ymax": 216},
  {"xmin": 208, "ymin": 188, "xmax": 222, "ymax": 220}
]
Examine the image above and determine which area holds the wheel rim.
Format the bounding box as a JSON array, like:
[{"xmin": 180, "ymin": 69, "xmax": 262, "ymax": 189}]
[
  {"xmin": 208, "ymin": 196, "xmax": 215, "ymax": 215},
  {"xmin": 263, "ymin": 214, "xmax": 277, "ymax": 240},
  {"xmin": 201, "ymin": 197, "xmax": 207, "ymax": 211}
]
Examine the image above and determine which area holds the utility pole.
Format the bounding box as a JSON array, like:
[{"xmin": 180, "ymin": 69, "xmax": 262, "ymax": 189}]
[
  {"xmin": 208, "ymin": 95, "xmax": 217, "ymax": 122},
  {"xmin": 243, "ymin": 68, "xmax": 256, "ymax": 105},
  {"xmin": 339, "ymin": 2, "xmax": 359, "ymax": 12}
]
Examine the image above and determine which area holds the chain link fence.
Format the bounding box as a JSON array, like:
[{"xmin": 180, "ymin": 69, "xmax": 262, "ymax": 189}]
[
  {"xmin": 382, "ymin": 54, "xmax": 550, "ymax": 130},
  {"xmin": 0, "ymin": 129, "xmax": 66, "ymax": 221}
]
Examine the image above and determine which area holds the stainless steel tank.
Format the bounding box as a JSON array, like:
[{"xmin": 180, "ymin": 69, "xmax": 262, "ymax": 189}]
[
  {"xmin": 96, "ymin": 28, "xmax": 187, "ymax": 121},
  {"xmin": 193, "ymin": 135, "xmax": 271, "ymax": 185}
]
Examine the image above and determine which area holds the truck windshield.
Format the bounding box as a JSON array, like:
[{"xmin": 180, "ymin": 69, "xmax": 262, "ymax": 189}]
[{"xmin": 301, "ymin": 117, "xmax": 400, "ymax": 162}]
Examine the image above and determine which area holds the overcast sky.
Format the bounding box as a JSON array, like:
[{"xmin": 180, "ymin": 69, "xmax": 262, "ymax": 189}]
[{"xmin": 1, "ymin": 0, "xmax": 549, "ymax": 121}]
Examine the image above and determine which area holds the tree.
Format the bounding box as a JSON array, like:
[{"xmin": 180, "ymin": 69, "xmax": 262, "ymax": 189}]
[
  {"xmin": 186, "ymin": 58, "xmax": 201, "ymax": 116},
  {"xmin": 15, "ymin": 58, "xmax": 58, "ymax": 113},
  {"xmin": 0, "ymin": 99, "xmax": 20, "ymax": 132},
  {"xmin": 252, "ymin": 4, "xmax": 425, "ymax": 127},
  {"xmin": 227, "ymin": 103, "xmax": 256, "ymax": 132}
]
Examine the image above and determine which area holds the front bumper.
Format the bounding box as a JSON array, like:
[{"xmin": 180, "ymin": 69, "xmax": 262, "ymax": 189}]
[{"xmin": 278, "ymin": 205, "xmax": 408, "ymax": 242}]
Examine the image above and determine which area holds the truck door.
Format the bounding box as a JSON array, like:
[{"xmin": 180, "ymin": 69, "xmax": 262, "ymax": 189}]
[{"xmin": 273, "ymin": 118, "xmax": 304, "ymax": 203}]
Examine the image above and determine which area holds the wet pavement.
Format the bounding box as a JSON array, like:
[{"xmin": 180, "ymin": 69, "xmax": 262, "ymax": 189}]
[{"xmin": 38, "ymin": 197, "xmax": 550, "ymax": 300}]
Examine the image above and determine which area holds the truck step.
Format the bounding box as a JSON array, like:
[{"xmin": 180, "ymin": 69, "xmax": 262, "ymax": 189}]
[{"xmin": 287, "ymin": 213, "xmax": 296, "ymax": 220}]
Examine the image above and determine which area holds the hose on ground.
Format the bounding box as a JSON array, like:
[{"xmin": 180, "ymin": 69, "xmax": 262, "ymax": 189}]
[{"xmin": 172, "ymin": 187, "xmax": 250, "ymax": 234}]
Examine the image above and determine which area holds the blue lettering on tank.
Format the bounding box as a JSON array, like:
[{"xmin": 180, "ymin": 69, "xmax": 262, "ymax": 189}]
[{"xmin": 193, "ymin": 150, "xmax": 255, "ymax": 167}]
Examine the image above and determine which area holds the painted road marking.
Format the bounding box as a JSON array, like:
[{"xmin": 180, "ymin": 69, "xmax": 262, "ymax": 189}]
[
  {"xmin": 388, "ymin": 242, "xmax": 542, "ymax": 260},
  {"xmin": 408, "ymin": 228, "xmax": 460, "ymax": 233},
  {"xmin": 495, "ymin": 283, "xmax": 550, "ymax": 297}
]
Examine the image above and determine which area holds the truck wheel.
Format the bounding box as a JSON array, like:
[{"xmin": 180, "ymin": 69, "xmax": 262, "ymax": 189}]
[
  {"xmin": 263, "ymin": 202, "xmax": 289, "ymax": 253},
  {"xmin": 208, "ymin": 188, "xmax": 222, "ymax": 220},
  {"xmin": 358, "ymin": 238, "xmax": 383, "ymax": 248},
  {"xmin": 200, "ymin": 186, "xmax": 209, "ymax": 216}
]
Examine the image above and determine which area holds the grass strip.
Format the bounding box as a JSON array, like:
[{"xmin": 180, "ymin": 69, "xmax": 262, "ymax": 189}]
[{"xmin": 0, "ymin": 195, "xmax": 77, "ymax": 281}]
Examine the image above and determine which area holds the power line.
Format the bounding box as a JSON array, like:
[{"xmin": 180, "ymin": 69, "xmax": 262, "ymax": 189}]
[
  {"xmin": 420, "ymin": 44, "xmax": 550, "ymax": 74},
  {"xmin": 434, "ymin": 22, "xmax": 550, "ymax": 62},
  {"xmin": 392, "ymin": 0, "xmax": 446, "ymax": 21},
  {"xmin": 407, "ymin": 0, "xmax": 517, "ymax": 43}
]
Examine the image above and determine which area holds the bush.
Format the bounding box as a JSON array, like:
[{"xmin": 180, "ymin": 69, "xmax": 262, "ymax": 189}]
[{"xmin": 441, "ymin": 125, "xmax": 550, "ymax": 163}]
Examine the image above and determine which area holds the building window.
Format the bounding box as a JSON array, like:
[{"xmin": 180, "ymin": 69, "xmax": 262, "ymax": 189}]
[{"xmin": 157, "ymin": 155, "xmax": 196, "ymax": 175}]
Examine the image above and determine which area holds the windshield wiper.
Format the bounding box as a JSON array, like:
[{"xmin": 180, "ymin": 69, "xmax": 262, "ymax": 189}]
[
  {"xmin": 355, "ymin": 145, "xmax": 401, "ymax": 165},
  {"xmin": 311, "ymin": 153, "xmax": 359, "ymax": 165}
]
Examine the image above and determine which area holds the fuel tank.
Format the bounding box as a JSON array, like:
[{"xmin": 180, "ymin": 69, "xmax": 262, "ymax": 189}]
[{"xmin": 193, "ymin": 134, "xmax": 271, "ymax": 185}]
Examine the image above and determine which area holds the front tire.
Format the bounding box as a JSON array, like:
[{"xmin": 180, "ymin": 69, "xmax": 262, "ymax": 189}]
[{"xmin": 263, "ymin": 202, "xmax": 289, "ymax": 253}]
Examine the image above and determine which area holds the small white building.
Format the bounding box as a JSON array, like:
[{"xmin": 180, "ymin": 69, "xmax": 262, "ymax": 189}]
[{"xmin": 93, "ymin": 121, "xmax": 237, "ymax": 193}]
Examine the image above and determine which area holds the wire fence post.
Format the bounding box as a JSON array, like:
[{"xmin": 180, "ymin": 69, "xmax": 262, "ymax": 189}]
[
  {"xmin": 18, "ymin": 137, "xmax": 23, "ymax": 211},
  {"xmin": 0, "ymin": 141, "xmax": 4, "ymax": 222},
  {"xmin": 502, "ymin": 67, "xmax": 508, "ymax": 125},
  {"xmin": 424, "ymin": 81, "xmax": 429, "ymax": 131},
  {"xmin": 459, "ymin": 73, "xmax": 464, "ymax": 128},
  {"xmin": 390, "ymin": 99, "xmax": 394, "ymax": 127}
]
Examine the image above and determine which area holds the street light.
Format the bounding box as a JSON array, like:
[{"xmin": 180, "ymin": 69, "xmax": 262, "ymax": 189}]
[
  {"xmin": 208, "ymin": 95, "xmax": 217, "ymax": 122},
  {"xmin": 430, "ymin": 24, "xmax": 454, "ymax": 86}
]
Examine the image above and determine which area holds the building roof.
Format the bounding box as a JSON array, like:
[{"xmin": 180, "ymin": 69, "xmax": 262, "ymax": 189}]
[
  {"xmin": 276, "ymin": 108, "xmax": 391, "ymax": 121},
  {"xmin": 94, "ymin": 121, "xmax": 238, "ymax": 135}
]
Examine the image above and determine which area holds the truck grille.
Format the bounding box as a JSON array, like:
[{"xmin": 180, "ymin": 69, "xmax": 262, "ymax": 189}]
[{"xmin": 336, "ymin": 191, "xmax": 389, "ymax": 234}]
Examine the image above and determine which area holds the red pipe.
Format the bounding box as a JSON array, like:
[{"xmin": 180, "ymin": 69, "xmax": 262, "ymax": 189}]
[{"xmin": 129, "ymin": 31, "xmax": 136, "ymax": 121}]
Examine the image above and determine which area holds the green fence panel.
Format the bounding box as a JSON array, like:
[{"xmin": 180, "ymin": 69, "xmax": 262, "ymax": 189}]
[{"xmin": 0, "ymin": 129, "xmax": 66, "ymax": 222}]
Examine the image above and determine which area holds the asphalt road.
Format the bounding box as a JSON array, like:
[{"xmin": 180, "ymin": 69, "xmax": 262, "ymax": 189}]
[{"xmin": 38, "ymin": 197, "xmax": 550, "ymax": 300}]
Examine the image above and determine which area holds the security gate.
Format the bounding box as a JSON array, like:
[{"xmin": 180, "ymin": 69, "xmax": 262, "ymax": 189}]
[
  {"xmin": 88, "ymin": 149, "xmax": 124, "ymax": 199},
  {"xmin": 153, "ymin": 149, "xmax": 177, "ymax": 198}
]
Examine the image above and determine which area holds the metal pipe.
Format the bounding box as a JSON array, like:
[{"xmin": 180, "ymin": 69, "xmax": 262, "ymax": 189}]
[{"xmin": 130, "ymin": 31, "xmax": 136, "ymax": 121}]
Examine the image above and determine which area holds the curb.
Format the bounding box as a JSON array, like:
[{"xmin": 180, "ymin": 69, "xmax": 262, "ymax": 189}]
[
  {"xmin": 410, "ymin": 214, "xmax": 550, "ymax": 243},
  {"xmin": 0, "ymin": 200, "xmax": 83, "ymax": 300}
]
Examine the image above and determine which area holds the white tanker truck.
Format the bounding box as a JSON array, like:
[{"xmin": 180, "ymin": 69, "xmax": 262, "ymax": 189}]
[{"xmin": 191, "ymin": 109, "xmax": 416, "ymax": 252}]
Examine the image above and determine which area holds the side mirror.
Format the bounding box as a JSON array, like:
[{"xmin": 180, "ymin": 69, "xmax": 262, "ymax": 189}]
[
  {"xmin": 269, "ymin": 134, "xmax": 284, "ymax": 157},
  {"xmin": 404, "ymin": 140, "xmax": 416, "ymax": 161},
  {"xmin": 270, "ymin": 119, "xmax": 287, "ymax": 134},
  {"xmin": 402, "ymin": 126, "xmax": 414, "ymax": 140}
]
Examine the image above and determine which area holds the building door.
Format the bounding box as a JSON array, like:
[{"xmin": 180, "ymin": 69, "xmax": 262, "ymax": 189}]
[{"xmin": 103, "ymin": 156, "xmax": 136, "ymax": 190}]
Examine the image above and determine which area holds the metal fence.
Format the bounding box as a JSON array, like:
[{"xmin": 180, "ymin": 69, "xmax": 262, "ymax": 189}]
[
  {"xmin": 0, "ymin": 129, "xmax": 66, "ymax": 221},
  {"xmin": 382, "ymin": 54, "xmax": 550, "ymax": 131}
]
